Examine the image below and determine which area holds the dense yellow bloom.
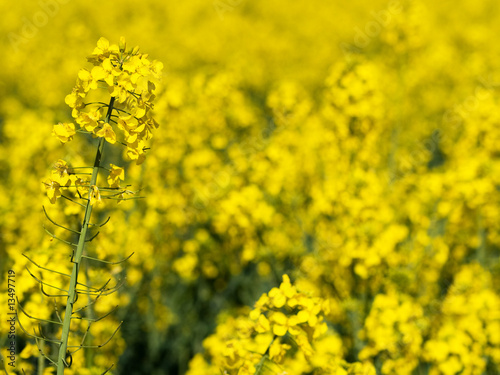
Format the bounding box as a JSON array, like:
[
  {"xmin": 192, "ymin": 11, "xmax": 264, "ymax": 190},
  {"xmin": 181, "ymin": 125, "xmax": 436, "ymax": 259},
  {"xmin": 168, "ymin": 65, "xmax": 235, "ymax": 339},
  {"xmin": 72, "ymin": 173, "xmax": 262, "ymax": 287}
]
[
  {"xmin": 64, "ymin": 37, "xmax": 163, "ymax": 162},
  {"xmin": 3, "ymin": 1, "xmax": 500, "ymax": 374},
  {"xmin": 188, "ymin": 275, "xmax": 369, "ymax": 374}
]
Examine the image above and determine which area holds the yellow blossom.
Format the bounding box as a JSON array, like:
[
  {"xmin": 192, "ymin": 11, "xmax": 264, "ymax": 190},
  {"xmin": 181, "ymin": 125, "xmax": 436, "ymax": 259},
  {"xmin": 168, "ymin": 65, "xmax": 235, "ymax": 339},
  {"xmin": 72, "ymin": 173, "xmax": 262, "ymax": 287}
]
[
  {"xmin": 52, "ymin": 122, "xmax": 76, "ymax": 143},
  {"xmin": 107, "ymin": 164, "xmax": 125, "ymax": 188},
  {"xmin": 89, "ymin": 185, "xmax": 102, "ymax": 205},
  {"xmin": 96, "ymin": 123, "xmax": 116, "ymax": 144},
  {"xmin": 43, "ymin": 179, "xmax": 62, "ymax": 204}
]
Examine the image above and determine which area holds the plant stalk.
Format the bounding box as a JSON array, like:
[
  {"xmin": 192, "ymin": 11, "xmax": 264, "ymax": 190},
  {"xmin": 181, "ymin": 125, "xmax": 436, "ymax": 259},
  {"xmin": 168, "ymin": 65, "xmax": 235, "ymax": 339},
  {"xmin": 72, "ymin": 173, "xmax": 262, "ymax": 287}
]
[{"xmin": 56, "ymin": 97, "xmax": 115, "ymax": 375}]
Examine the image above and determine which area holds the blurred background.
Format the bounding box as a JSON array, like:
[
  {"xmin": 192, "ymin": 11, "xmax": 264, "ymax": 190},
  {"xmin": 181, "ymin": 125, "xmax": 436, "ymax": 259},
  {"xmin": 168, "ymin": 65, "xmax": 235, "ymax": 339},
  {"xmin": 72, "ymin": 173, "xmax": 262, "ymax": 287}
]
[{"xmin": 1, "ymin": 0, "xmax": 500, "ymax": 374}]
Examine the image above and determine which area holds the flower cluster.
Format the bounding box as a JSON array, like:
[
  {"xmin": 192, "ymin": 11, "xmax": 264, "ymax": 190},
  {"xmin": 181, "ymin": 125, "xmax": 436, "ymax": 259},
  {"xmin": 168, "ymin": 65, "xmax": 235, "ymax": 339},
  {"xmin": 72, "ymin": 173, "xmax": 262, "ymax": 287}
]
[
  {"xmin": 187, "ymin": 275, "xmax": 376, "ymax": 375},
  {"xmin": 249, "ymin": 274, "xmax": 329, "ymax": 345},
  {"xmin": 42, "ymin": 159, "xmax": 72, "ymax": 204},
  {"xmin": 358, "ymin": 293, "xmax": 427, "ymax": 375},
  {"xmin": 4, "ymin": 0, "xmax": 500, "ymax": 373},
  {"xmin": 43, "ymin": 158, "xmax": 126, "ymax": 206},
  {"xmin": 57, "ymin": 37, "xmax": 163, "ymax": 165},
  {"xmin": 44, "ymin": 37, "xmax": 161, "ymax": 206},
  {"xmin": 423, "ymin": 264, "xmax": 500, "ymax": 375}
]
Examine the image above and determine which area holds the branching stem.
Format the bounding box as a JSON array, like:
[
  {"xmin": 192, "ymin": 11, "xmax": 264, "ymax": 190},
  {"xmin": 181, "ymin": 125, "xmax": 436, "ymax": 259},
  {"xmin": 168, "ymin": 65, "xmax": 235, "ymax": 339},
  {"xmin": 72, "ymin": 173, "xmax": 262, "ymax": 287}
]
[{"xmin": 56, "ymin": 96, "xmax": 116, "ymax": 375}]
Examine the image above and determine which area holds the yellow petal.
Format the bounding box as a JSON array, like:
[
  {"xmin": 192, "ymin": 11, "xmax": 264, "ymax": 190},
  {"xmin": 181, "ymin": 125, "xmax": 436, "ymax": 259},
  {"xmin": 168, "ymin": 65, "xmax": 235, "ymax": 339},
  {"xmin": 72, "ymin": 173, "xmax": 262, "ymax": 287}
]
[
  {"xmin": 272, "ymin": 324, "xmax": 288, "ymax": 336},
  {"xmin": 271, "ymin": 312, "xmax": 287, "ymax": 325},
  {"xmin": 97, "ymin": 37, "xmax": 109, "ymax": 51},
  {"xmin": 91, "ymin": 66, "xmax": 106, "ymax": 81}
]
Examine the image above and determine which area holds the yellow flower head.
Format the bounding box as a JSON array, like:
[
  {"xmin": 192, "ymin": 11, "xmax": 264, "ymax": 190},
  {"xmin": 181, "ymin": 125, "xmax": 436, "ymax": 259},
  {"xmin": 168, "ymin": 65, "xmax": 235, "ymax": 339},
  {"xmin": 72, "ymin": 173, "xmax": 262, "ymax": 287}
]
[
  {"xmin": 62, "ymin": 37, "xmax": 162, "ymax": 165},
  {"xmin": 52, "ymin": 122, "xmax": 76, "ymax": 143}
]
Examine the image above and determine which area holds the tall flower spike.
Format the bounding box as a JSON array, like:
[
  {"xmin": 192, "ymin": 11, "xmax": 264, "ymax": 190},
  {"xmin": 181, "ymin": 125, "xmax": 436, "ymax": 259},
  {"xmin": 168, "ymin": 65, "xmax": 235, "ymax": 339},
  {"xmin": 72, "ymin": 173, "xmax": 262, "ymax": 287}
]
[{"xmin": 36, "ymin": 38, "xmax": 162, "ymax": 375}]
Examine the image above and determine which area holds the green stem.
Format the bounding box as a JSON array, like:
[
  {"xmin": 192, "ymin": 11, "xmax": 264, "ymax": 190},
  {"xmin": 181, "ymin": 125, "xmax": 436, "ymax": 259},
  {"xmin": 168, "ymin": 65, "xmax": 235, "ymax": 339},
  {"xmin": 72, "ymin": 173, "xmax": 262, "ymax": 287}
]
[
  {"xmin": 37, "ymin": 340, "xmax": 45, "ymax": 375},
  {"xmin": 56, "ymin": 97, "xmax": 115, "ymax": 375},
  {"xmin": 84, "ymin": 256, "xmax": 95, "ymax": 368}
]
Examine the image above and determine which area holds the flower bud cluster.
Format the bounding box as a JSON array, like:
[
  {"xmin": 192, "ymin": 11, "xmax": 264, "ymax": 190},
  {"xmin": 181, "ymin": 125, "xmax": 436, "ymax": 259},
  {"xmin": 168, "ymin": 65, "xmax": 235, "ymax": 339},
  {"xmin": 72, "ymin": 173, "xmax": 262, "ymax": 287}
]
[
  {"xmin": 43, "ymin": 159, "xmax": 126, "ymax": 205},
  {"xmin": 45, "ymin": 38, "xmax": 162, "ymax": 205},
  {"xmin": 55, "ymin": 37, "xmax": 163, "ymax": 165},
  {"xmin": 249, "ymin": 274, "xmax": 329, "ymax": 348},
  {"xmin": 187, "ymin": 275, "xmax": 377, "ymax": 375}
]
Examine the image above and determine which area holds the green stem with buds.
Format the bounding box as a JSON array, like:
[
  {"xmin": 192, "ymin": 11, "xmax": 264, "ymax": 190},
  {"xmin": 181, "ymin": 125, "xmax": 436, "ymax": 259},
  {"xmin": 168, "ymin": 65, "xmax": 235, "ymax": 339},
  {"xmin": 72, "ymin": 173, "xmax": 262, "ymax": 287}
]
[{"xmin": 56, "ymin": 97, "xmax": 116, "ymax": 375}]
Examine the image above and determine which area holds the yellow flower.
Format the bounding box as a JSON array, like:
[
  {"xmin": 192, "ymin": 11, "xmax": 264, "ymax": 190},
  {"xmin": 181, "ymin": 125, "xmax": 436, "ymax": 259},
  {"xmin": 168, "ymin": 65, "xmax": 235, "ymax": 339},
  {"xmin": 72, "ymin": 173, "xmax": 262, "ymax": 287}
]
[
  {"xmin": 288, "ymin": 310, "xmax": 310, "ymax": 326},
  {"xmin": 65, "ymin": 89, "xmax": 85, "ymax": 111},
  {"xmin": 76, "ymin": 110, "xmax": 101, "ymax": 132},
  {"xmin": 96, "ymin": 123, "xmax": 117, "ymax": 144},
  {"xmin": 279, "ymin": 274, "xmax": 297, "ymax": 298},
  {"xmin": 87, "ymin": 37, "xmax": 120, "ymax": 64},
  {"xmin": 269, "ymin": 338, "xmax": 291, "ymax": 363},
  {"xmin": 75, "ymin": 177, "xmax": 90, "ymax": 197},
  {"xmin": 270, "ymin": 311, "xmax": 289, "ymax": 336},
  {"xmin": 348, "ymin": 362, "xmax": 377, "ymax": 375},
  {"xmin": 107, "ymin": 164, "xmax": 125, "ymax": 188},
  {"xmin": 89, "ymin": 185, "xmax": 102, "ymax": 205},
  {"xmin": 122, "ymin": 55, "xmax": 142, "ymax": 74},
  {"xmin": 295, "ymin": 333, "xmax": 315, "ymax": 358},
  {"xmin": 268, "ymin": 287, "xmax": 287, "ymax": 308},
  {"xmin": 126, "ymin": 144, "xmax": 147, "ymax": 165},
  {"xmin": 52, "ymin": 122, "xmax": 76, "ymax": 143},
  {"xmin": 95, "ymin": 37, "xmax": 114, "ymax": 54},
  {"xmin": 109, "ymin": 83, "xmax": 130, "ymax": 103},
  {"xmin": 254, "ymin": 294, "xmax": 270, "ymax": 310},
  {"xmin": 52, "ymin": 159, "xmax": 72, "ymax": 186},
  {"xmin": 43, "ymin": 179, "xmax": 62, "ymax": 204},
  {"xmin": 255, "ymin": 314, "xmax": 271, "ymax": 333},
  {"xmin": 90, "ymin": 64, "xmax": 115, "ymax": 87},
  {"xmin": 117, "ymin": 118, "xmax": 140, "ymax": 143},
  {"xmin": 77, "ymin": 68, "xmax": 98, "ymax": 92}
]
